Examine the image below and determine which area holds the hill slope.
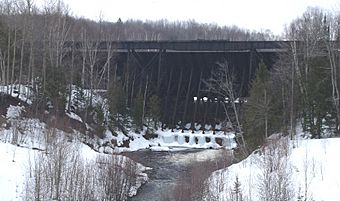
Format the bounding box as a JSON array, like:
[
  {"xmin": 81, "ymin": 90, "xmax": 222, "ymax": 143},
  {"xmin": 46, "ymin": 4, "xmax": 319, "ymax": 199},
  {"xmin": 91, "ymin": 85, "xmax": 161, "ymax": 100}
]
[{"xmin": 206, "ymin": 134, "xmax": 340, "ymax": 201}]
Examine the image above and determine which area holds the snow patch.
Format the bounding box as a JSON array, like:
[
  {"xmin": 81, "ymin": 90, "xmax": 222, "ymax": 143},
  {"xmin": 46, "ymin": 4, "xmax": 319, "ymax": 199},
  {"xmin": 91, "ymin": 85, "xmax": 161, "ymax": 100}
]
[
  {"xmin": 6, "ymin": 105, "xmax": 24, "ymax": 119},
  {"xmin": 66, "ymin": 111, "xmax": 83, "ymax": 122}
]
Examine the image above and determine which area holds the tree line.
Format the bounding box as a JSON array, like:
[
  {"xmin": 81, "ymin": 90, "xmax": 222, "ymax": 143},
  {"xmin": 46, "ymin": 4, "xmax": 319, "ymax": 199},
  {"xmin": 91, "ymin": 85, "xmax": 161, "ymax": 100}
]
[
  {"xmin": 0, "ymin": 0, "xmax": 275, "ymax": 134},
  {"xmin": 0, "ymin": 0, "xmax": 339, "ymax": 152},
  {"xmin": 241, "ymin": 7, "xmax": 340, "ymax": 151}
]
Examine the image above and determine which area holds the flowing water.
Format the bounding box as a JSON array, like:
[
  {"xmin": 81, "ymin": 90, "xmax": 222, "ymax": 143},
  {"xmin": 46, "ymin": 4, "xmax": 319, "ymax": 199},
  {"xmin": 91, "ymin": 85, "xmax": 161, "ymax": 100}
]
[{"xmin": 125, "ymin": 149, "xmax": 233, "ymax": 201}]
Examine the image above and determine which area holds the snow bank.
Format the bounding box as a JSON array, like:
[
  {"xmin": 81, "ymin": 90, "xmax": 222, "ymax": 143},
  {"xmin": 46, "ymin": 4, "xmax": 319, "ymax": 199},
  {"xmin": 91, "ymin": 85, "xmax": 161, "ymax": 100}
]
[
  {"xmin": 0, "ymin": 142, "xmax": 35, "ymax": 201},
  {"xmin": 6, "ymin": 105, "xmax": 24, "ymax": 119},
  {"xmin": 66, "ymin": 111, "xmax": 83, "ymax": 122},
  {"xmin": 206, "ymin": 137, "xmax": 340, "ymax": 201},
  {"xmin": 0, "ymin": 140, "xmax": 150, "ymax": 201},
  {"xmin": 290, "ymin": 138, "xmax": 340, "ymax": 201},
  {"xmin": 0, "ymin": 104, "xmax": 149, "ymax": 200}
]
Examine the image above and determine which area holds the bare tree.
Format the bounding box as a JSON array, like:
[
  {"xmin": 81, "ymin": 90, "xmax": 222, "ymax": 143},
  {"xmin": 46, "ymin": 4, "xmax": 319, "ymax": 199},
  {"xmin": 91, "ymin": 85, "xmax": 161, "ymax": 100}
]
[
  {"xmin": 10, "ymin": 14, "xmax": 17, "ymax": 95},
  {"xmin": 204, "ymin": 61, "xmax": 247, "ymax": 155},
  {"xmin": 284, "ymin": 7, "xmax": 336, "ymax": 138},
  {"xmin": 325, "ymin": 16, "xmax": 340, "ymax": 135},
  {"xmin": 24, "ymin": 134, "xmax": 142, "ymax": 201},
  {"xmin": 86, "ymin": 41, "xmax": 98, "ymax": 107},
  {"xmin": 80, "ymin": 27, "xmax": 87, "ymax": 88},
  {"xmin": 255, "ymin": 137, "xmax": 293, "ymax": 201}
]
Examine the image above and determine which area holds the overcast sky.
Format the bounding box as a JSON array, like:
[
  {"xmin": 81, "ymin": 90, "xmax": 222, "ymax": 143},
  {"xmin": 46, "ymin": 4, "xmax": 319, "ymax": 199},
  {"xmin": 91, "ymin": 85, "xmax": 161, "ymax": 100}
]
[{"xmin": 37, "ymin": 0, "xmax": 339, "ymax": 35}]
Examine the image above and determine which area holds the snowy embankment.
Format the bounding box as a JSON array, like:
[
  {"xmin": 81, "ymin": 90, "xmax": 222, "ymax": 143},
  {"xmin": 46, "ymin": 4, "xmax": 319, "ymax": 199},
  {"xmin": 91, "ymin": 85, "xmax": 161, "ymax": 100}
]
[
  {"xmin": 206, "ymin": 134, "xmax": 340, "ymax": 201},
  {"xmin": 1, "ymin": 85, "xmax": 237, "ymax": 152},
  {"xmin": 0, "ymin": 105, "xmax": 149, "ymax": 201}
]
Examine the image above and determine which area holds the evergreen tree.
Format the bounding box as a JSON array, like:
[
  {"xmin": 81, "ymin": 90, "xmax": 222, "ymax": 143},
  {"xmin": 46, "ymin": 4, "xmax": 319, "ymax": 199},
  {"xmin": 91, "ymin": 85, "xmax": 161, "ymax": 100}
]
[
  {"xmin": 72, "ymin": 84, "xmax": 86, "ymax": 113},
  {"xmin": 107, "ymin": 81, "xmax": 128, "ymax": 133},
  {"xmin": 233, "ymin": 176, "xmax": 243, "ymax": 201},
  {"xmin": 147, "ymin": 94, "xmax": 161, "ymax": 129},
  {"xmin": 45, "ymin": 67, "xmax": 67, "ymax": 114},
  {"xmin": 132, "ymin": 93, "xmax": 144, "ymax": 132},
  {"xmin": 302, "ymin": 57, "xmax": 333, "ymax": 138},
  {"xmin": 243, "ymin": 61, "xmax": 272, "ymax": 150},
  {"xmin": 93, "ymin": 105, "xmax": 105, "ymax": 138}
]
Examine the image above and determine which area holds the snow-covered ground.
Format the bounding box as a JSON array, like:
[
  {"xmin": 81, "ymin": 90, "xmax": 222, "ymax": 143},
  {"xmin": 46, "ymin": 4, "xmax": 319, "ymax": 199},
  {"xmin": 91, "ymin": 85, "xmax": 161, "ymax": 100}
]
[
  {"xmin": 1, "ymin": 84, "xmax": 237, "ymax": 152},
  {"xmin": 0, "ymin": 141, "xmax": 150, "ymax": 201},
  {"xmin": 206, "ymin": 134, "xmax": 340, "ymax": 201},
  {"xmin": 0, "ymin": 141, "xmax": 34, "ymax": 201},
  {"xmin": 0, "ymin": 104, "xmax": 149, "ymax": 201}
]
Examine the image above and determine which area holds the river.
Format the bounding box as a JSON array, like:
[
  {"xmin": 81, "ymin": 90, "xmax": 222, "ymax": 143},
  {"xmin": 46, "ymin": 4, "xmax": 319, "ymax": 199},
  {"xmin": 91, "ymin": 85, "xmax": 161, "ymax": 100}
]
[{"xmin": 124, "ymin": 148, "xmax": 233, "ymax": 201}]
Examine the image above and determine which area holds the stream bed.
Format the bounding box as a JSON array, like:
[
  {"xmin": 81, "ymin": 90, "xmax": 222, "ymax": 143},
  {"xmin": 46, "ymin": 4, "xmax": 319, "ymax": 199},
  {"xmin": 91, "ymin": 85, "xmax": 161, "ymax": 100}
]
[{"xmin": 125, "ymin": 149, "xmax": 233, "ymax": 201}]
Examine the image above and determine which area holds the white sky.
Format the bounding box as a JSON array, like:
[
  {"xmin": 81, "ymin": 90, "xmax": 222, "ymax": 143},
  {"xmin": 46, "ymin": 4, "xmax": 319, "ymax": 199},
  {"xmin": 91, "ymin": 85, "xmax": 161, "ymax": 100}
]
[{"xmin": 37, "ymin": 0, "xmax": 339, "ymax": 35}]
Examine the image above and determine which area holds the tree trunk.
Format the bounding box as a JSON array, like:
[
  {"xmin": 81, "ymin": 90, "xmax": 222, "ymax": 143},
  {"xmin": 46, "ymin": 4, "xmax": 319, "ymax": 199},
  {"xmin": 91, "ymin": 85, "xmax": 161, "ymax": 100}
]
[
  {"xmin": 18, "ymin": 18, "xmax": 26, "ymax": 97},
  {"xmin": 6, "ymin": 26, "xmax": 11, "ymax": 94},
  {"xmin": 290, "ymin": 60, "xmax": 296, "ymax": 140},
  {"xmin": 264, "ymin": 88, "xmax": 268, "ymax": 139},
  {"xmin": 124, "ymin": 50, "xmax": 130, "ymax": 105},
  {"xmin": 10, "ymin": 26, "xmax": 17, "ymax": 95},
  {"xmin": 87, "ymin": 43, "xmax": 98, "ymax": 107},
  {"xmin": 67, "ymin": 40, "xmax": 75, "ymax": 113},
  {"xmin": 81, "ymin": 31, "xmax": 87, "ymax": 88},
  {"xmin": 326, "ymin": 41, "xmax": 340, "ymax": 135},
  {"xmin": 142, "ymin": 75, "xmax": 149, "ymax": 129}
]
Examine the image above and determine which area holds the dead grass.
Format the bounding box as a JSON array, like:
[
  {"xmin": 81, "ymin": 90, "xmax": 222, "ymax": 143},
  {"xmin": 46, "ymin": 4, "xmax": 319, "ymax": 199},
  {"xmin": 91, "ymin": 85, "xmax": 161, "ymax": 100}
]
[{"xmin": 170, "ymin": 150, "xmax": 234, "ymax": 201}]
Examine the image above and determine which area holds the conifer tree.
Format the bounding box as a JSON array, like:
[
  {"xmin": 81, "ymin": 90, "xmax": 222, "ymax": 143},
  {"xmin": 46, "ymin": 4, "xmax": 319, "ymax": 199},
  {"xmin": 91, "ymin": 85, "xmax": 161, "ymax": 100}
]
[
  {"xmin": 45, "ymin": 66, "xmax": 67, "ymax": 114},
  {"xmin": 132, "ymin": 93, "xmax": 144, "ymax": 132},
  {"xmin": 108, "ymin": 81, "xmax": 128, "ymax": 133},
  {"xmin": 243, "ymin": 61, "xmax": 272, "ymax": 149},
  {"xmin": 147, "ymin": 94, "xmax": 161, "ymax": 129},
  {"xmin": 233, "ymin": 176, "xmax": 243, "ymax": 201},
  {"xmin": 303, "ymin": 57, "xmax": 332, "ymax": 138}
]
